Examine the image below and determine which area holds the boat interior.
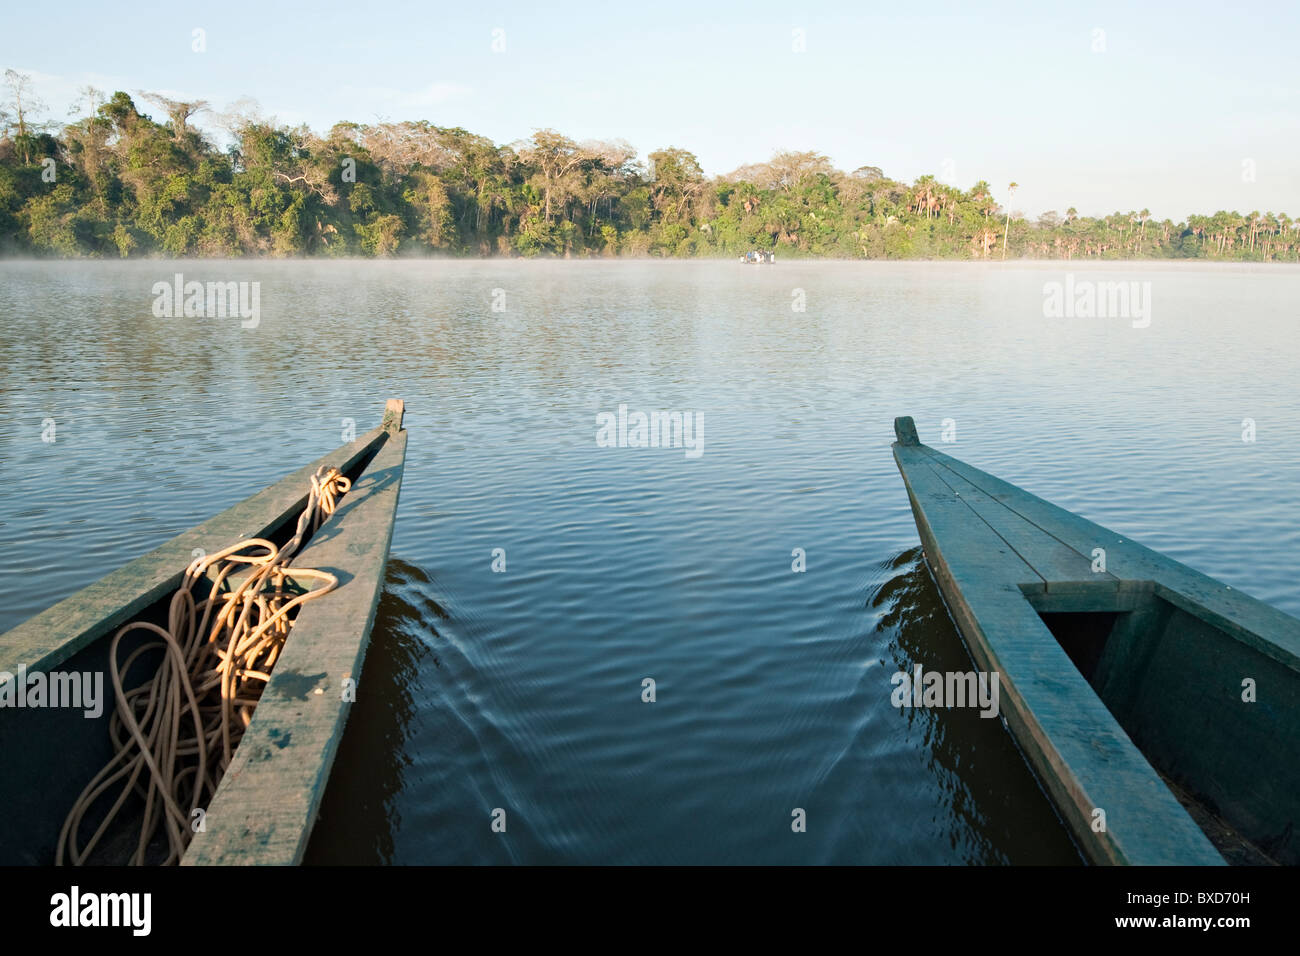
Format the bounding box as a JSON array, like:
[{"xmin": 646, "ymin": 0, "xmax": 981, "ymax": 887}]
[
  {"xmin": 0, "ymin": 445, "xmax": 381, "ymax": 865},
  {"xmin": 1022, "ymin": 580, "xmax": 1297, "ymax": 865}
]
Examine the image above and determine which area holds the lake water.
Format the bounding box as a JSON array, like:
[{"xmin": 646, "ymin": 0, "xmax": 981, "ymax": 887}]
[{"xmin": 2, "ymin": 259, "xmax": 1297, "ymax": 864}]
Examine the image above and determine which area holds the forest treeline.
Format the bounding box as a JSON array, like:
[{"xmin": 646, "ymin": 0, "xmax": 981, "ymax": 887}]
[{"xmin": 1, "ymin": 75, "xmax": 1296, "ymax": 261}]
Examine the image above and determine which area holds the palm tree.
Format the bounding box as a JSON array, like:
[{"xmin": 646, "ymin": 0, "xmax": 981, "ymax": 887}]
[
  {"xmin": 1001, "ymin": 182, "xmax": 1018, "ymax": 259},
  {"xmin": 911, "ymin": 175, "xmax": 937, "ymax": 218}
]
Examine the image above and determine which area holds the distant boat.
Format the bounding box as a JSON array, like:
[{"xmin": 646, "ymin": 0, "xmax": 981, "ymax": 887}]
[
  {"xmin": 891, "ymin": 415, "xmax": 1299, "ymax": 866},
  {"xmin": 740, "ymin": 250, "xmax": 775, "ymax": 264},
  {"xmin": 0, "ymin": 400, "xmax": 407, "ymax": 865}
]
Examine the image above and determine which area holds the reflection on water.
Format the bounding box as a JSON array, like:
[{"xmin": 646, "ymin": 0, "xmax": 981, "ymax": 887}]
[
  {"xmin": 308, "ymin": 548, "xmax": 1081, "ymax": 864},
  {"xmin": 870, "ymin": 549, "xmax": 1080, "ymax": 864},
  {"xmin": 304, "ymin": 559, "xmax": 441, "ymax": 864}
]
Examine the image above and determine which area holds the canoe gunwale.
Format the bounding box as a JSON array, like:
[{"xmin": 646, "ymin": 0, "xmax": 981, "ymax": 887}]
[
  {"xmin": 0, "ymin": 426, "xmax": 390, "ymax": 677},
  {"xmin": 0, "ymin": 402, "xmax": 407, "ymax": 866},
  {"xmin": 180, "ymin": 422, "xmax": 407, "ymax": 865},
  {"xmin": 891, "ymin": 428, "xmax": 1232, "ymax": 865}
]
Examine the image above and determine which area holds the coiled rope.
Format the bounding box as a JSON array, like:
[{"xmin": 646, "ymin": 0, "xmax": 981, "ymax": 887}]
[{"xmin": 56, "ymin": 465, "xmax": 351, "ymax": 866}]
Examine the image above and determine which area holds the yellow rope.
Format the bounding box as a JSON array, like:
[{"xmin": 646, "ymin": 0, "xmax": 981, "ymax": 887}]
[{"xmin": 56, "ymin": 465, "xmax": 351, "ymax": 866}]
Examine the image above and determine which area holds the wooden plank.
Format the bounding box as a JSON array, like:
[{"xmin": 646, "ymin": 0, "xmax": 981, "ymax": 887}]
[
  {"xmin": 1021, "ymin": 579, "xmax": 1150, "ymax": 614},
  {"xmin": 893, "ymin": 435, "xmax": 1225, "ymax": 865},
  {"xmin": 923, "ymin": 447, "xmax": 1114, "ymax": 586},
  {"xmin": 182, "ymin": 426, "xmax": 407, "ymax": 865},
  {"xmin": 0, "ymin": 427, "xmax": 390, "ymax": 676},
  {"xmin": 894, "ymin": 443, "xmax": 1042, "ymax": 589},
  {"xmin": 917, "ymin": 446, "xmax": 1113, "ymax": 592},
  {"xmin": 929, "ymin": 447, "xmax": 1300, "ymax": 670}
]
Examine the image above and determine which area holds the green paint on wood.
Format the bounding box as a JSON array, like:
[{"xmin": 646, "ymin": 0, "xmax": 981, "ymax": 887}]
[
  {"xmin": 893, "ymin": 416, "xmax": 919, "ymax": 446},
  {"xmin": 892, "ymin": 428, "xmax": 1235, "ymax": 865}
]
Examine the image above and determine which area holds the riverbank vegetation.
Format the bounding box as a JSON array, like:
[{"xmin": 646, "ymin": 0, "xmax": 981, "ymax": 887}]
[{"xmin": 2, "ymin": 76, "xmax": 1295, "ymax": 261}]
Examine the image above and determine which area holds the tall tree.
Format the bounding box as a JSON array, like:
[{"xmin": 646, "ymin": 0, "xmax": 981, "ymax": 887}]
[
  {"xmin": 3, "ymin": 69, "xmax": 46, "ymax": 164},
  {"xmin": 1002, "ymin": 182, "xmax": 1018, "ymax": 259}
]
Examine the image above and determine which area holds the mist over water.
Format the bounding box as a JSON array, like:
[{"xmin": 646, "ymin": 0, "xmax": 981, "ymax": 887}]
[{"xmin": 2, "ymin": 259, "xmax": 1297, "ymax": 863}]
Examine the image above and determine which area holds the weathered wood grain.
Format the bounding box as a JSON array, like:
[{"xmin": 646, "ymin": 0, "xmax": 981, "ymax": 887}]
[
  {"xmin": 892, "ymin": 422, "xmax": 1227, "ymax": 865},
  {"xmin": 927, "ymin": 445, "xmax": 1300, "ymax": 670},
  {"xmin": 920, "ymin": 452, "xmax": 1115, "ymax": 591},
  {"xmin": 182, "ymin": 427, "xmax": 407, "ymax": 865},
  {"xmin": 382, "ymin": 398, "xmax": 405, "ymax": 435}
]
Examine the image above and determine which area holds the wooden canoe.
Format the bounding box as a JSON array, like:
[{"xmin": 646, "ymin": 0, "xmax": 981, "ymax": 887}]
[
  {"xmin": 892, "ymin": 416, "xmax": 1299, "ymax": 865},
  {"xmin": 0, "ymin": 399, "xmax": 407, "ymax": 865}
]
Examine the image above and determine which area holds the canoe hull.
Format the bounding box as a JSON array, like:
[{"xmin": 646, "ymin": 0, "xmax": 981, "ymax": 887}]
[
  {"xmin": 0, "ymin": 403, "xmax": 406, "ymax": 865},
  {"xmin": 892, "ymin": 416, "xmax": 1300, "ymax": 865}
]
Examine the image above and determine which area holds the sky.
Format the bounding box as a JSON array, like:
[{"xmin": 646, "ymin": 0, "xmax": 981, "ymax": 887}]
[{"xmin": 2, "ymin": 0, "xmax": 1296, "ymax": 220}]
